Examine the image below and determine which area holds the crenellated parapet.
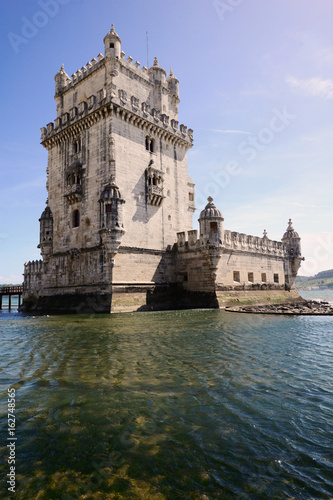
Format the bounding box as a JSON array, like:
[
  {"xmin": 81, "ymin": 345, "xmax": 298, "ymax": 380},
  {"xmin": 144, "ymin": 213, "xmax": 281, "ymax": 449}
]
[
  {"xmin": 42, "ymin": 25, "xmax": 193, "ymax": 149},
  {"xmin": 223, "ymin": 230, "xmax": 288, "ymax": 257},
  {"xmin": 23, "ymin": 260, "xmax": 43, "ymax": 296},
  {"xmin": 177, "ymin": 229, "xmax": 287, "ymax": 257}
]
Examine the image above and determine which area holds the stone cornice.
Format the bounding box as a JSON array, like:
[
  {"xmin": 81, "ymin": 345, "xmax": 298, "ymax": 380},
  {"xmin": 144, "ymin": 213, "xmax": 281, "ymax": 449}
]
[{"xmin": 41, "ymin": 99, "xmax": 193, "ymax": 150}]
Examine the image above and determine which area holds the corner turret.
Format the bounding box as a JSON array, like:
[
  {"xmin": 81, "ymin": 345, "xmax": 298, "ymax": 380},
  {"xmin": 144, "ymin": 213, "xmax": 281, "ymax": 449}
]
[
  {"xmin": 99, "ymin": 180, "xmax": 125, "ymax": 283},
  {"xmin": 38, "ymin": 205, "xmax": 53, "ymax": 259},
  {"xmin": 199, "ymin": 197, "xmax": 224, "ymax": 248},
  {"xmin": 149, "ymin": 57, "xmax": 167, "ymax": 85},
  {"xmin": 54, "ymin": 64, "xmax": 70, "ymax": 96},
  {"xmin": 282, "ymin": 219, "xmax": 301, "ymax": 257},
  {"xmin": 99, "ymin": 180, "xmax": 125, "ymax": 232},
  {"xmin": 104, "ymin": 24, "xmax": 122, "ymax": 59},
  {"xmin": 166, "ymin": 68, "xmax": 179, "ymax": 99},
  {"xmin": 282, "ymin": 219, "xmax": 303, "ymax": 290}
]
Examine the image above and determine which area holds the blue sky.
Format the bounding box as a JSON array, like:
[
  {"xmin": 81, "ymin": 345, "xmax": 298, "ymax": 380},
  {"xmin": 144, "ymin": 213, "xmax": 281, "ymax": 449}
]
[{"xmin": 1, "ymin": 0, "xmax": 332, "ymax": 282}]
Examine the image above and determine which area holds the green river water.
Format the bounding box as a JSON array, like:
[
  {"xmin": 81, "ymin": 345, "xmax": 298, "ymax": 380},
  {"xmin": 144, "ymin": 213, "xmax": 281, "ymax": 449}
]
[{"xmin": 0, "ymin": 305, "xmax": 332, "ymax": 499}]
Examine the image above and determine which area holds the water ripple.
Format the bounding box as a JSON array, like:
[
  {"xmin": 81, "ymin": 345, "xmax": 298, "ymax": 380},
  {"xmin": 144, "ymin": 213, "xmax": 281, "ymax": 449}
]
[{"xmin": 0, "ymin": 310, "xmax": 332, "ymax": 498}]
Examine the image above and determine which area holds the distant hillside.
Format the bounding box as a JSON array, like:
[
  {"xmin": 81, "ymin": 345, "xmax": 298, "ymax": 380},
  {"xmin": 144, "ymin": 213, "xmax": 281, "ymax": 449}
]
[{"xmin": 296, "ymin": 269, "xmax": 333, "ymax": 290}]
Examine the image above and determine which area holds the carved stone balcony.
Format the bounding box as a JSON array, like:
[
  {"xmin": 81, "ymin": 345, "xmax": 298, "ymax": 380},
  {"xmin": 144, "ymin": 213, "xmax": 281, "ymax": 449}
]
[
  {"xmin": 65, "ymin": 183, "xmax": 82, "ymax": 204},
  {"xmin": 147, "ymin": 185, "xmax": 164, "ymax": 206}
]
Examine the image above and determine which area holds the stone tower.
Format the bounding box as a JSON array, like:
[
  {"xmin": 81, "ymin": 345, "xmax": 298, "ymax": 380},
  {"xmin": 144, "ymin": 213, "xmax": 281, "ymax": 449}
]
[{"xmin": 23, "ymin": 25, "xmax": 195, "ymax": 312}]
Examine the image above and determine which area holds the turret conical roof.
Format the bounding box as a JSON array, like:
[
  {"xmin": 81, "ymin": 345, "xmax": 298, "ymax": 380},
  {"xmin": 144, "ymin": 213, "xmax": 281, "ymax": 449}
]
[
  {"xmin": 282, "ymin": 219, "xmax": 300, "ymax": 240},
  {"xmin": 199, "ymin": 197, "xmax": 223, "ymax": 220}
]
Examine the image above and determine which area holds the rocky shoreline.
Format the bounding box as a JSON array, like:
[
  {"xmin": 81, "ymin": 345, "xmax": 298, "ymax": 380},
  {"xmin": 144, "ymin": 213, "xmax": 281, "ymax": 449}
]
[{"xmin": 225, "ymin": 300, "xmax": 333, "ymax": 315}]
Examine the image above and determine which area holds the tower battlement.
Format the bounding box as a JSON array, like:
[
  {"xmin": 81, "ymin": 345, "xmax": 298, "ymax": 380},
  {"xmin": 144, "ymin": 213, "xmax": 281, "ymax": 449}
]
[{"xmin": 48, "ymin": 25, "xmax": 191, "ymax": 148}]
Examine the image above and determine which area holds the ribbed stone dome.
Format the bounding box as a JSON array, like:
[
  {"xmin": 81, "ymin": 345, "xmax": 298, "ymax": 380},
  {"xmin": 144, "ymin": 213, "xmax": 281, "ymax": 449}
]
[
  {"xmin": 100, "ymin": 181, "xmax": 123, "ymax": 201},
  {"xmin": 199, "ymin": 197, "xmax": 223, "ymax": 220},
  {"xmin": 40, "ymin": 206, "xmax": 53, "ymax": 219},
  {"xmin": 282, "ymin": 219, "xmax": 300, "ymax": 239}
]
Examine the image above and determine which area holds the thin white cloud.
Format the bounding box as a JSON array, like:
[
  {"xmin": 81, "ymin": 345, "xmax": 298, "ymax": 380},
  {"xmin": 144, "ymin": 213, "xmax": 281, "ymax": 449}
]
[
  {"xmin": 210, "ymin": 129, "xmax": 250, "ymax": 135},
  {"xmin": 286, "ymin": 76, "xmax": 333, "ymax": 99}
]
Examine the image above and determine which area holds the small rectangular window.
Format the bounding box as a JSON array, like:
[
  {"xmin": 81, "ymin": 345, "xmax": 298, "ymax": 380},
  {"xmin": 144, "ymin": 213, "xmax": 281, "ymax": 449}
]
[
  {"xmin": 274, "ymin": 273, "xmax": 279, "ymax": 283},
  {"xmin": 233, "ymin": 271, "xmax": 240, "ymax": 283},
  {"xmin": 248, "ymin": 272, "xmax": 254, "ymax": 283},
  {"xmin": 105, "ymin": 204, "xmax": 112, "ymax": 213},
  {"xmin": 110, "ymin": 43, "xmax": 114, "ymax": 48},
  {"xmin": 210, "ymin": 222, "xmax": 218, "ymax": 231},
  {"xmin": 261, "ymin": 273, "xmax": 267, "ymax": 283},
  {"xmin": 73, "ymin": 209, "xmax": 80, "ymax": 228},
  {"xmin": 189, "ymin": 192, "xmax": 194, "ymax": 201}
]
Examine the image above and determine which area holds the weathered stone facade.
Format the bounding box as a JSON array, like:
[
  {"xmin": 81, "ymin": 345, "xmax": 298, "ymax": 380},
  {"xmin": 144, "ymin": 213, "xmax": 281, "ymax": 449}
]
[{"xmin": 22, "ymin": 26, "xmax": 303, "ymax": 313}]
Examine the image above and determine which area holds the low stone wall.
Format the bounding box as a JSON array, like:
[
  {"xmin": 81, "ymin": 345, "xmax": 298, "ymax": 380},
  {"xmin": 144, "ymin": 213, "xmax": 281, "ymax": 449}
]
[
  {"xmin": 21, "ymin": 285, "xmax": 305, "ymax": 315},
  {"xmin": 216, "ymin": 289, "xmax": 303, "ymax": 308},
  {"xmin": 111, "ymin": 284, "xmax": 218, "ymax": 313}
]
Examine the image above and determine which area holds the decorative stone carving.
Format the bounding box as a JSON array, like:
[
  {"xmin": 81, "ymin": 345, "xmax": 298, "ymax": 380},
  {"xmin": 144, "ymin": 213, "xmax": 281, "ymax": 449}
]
[
  {"xmin": 131, "ymin": 96, "xmax": 139, "ymax": 111},
  {"xmin": 119, "ymin": 89, "xmax": 127, "ymax": 105}
]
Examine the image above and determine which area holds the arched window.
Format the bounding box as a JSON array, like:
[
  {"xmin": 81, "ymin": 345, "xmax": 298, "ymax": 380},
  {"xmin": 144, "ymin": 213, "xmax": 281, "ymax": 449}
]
[
  {"xmin": 150, "ymin": 138, "xmax": 155, "ymax": 153},
  {"xmin": 145, "ymin": 136, "xmax": 149, "ymax": 151},
  {"xmin": 73, "ymin": 137, "xmax": 81, "ymax": 154},
  {"xmin": 73, "ymin": 209, "xmax": 80, "ymax": 228}
]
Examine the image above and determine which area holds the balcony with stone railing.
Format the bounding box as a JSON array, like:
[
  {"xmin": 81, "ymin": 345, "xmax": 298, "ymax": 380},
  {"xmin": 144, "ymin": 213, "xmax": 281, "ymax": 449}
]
[
  {"xmin": 147, "ymin": 185, "xmax": 164, "ymax": 207},
  {"xmin": 65, "ymin": 183, "xmax": 82, "ymax": 204}
]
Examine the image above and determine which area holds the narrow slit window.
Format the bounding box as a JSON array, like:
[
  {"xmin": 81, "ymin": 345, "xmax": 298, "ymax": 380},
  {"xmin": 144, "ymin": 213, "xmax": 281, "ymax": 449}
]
[{"xmin": 73, "ymin": 209, "xmax": 80, "ymax": 228}]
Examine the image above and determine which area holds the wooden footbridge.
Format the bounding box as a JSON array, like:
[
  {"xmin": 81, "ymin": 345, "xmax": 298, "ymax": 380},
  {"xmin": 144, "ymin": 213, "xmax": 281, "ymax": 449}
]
[{"xmin": 0, "ymin": 286, "xmax": 23, "ymax": 310}]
